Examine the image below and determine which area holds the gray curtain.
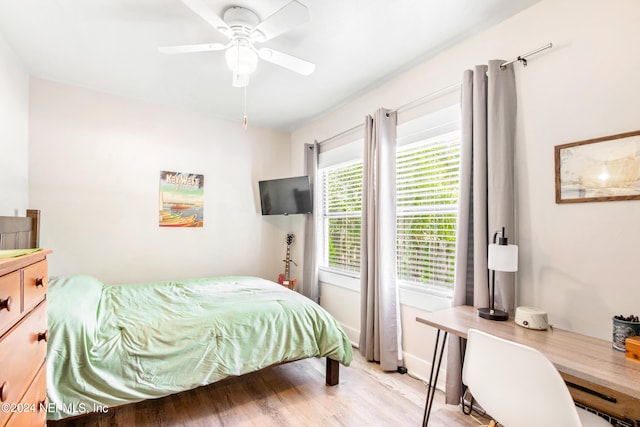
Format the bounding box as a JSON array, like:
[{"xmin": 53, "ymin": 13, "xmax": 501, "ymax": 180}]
[
  {"xmin": 445, "ymin": 60, "xmax": 516, "ymax": 404},
  {"xmin": 302, "ymin": 142, "xmax": 319, "ymax": 303},
  {"xmin": 359, "ymin": 108, "xmax": 403, "ymax": 371}
]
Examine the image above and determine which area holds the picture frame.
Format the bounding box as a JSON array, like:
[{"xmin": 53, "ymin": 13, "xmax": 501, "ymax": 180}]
[
  {"xmin": 159, "ymin": 171, "xmax": 204, "ymax": 227},
  {"xmin": 555, "ymin": 130, "xmax": 640, "ymax": 203}
]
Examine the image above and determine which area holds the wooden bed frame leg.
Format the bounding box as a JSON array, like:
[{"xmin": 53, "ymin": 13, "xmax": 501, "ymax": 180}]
[{"xmin": 326, "ymin": 358, "xmax": 339, "ymax": 386}]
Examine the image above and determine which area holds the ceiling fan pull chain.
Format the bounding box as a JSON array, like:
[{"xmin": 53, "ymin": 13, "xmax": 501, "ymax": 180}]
[{"xmin": 243, "ymin": 84, "xmax": 248, "ymax": 129}]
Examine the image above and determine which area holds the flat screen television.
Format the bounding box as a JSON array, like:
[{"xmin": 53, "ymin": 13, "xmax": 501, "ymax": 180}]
[{"xmin": 258, "ymin": 176, "xmax": 312, "ymax": 216}]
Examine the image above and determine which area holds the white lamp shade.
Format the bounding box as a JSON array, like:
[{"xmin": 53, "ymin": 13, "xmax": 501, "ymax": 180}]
[
  {"xmin": 225, "ymin": 43, "xmax": 258, "ymax": 75},
  {"xmin": 488, "ymin": 243, "xmax": 518, "ymax": 272}
]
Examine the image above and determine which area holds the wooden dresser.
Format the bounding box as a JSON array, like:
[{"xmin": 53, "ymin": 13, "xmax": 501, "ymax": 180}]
[{"xmin": 0, "ymin": 250, "xmax": 51, "ymax": 427}]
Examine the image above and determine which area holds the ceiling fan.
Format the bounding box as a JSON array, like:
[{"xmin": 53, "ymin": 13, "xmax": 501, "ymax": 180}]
[{"xmin": 159, "ymin": 0, "xmax": 315, "ymax": 87}]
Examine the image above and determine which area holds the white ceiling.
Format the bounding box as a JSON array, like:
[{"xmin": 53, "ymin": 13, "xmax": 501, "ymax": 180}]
[{"xmin": 0, "ymin": 0, "xmax": 539, "ymax": 131}]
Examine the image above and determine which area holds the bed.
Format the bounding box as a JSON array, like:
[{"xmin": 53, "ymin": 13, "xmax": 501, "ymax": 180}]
[
  {"xmin": 0, "ymin": 211, "xmax": 353, "ymax": 422},
  {"xmin": 46, "ymin": 274, "xmax": 352, "ymax": 420}
]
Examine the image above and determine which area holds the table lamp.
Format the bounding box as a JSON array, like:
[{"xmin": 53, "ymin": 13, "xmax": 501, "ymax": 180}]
[{"xmin": 478, "ymin": 226, "xmax": 518, "ymax": 321}]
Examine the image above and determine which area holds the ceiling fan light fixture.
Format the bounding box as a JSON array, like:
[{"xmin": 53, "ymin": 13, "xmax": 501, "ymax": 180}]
[
  {"xmin": 166, "ymin": 0, "xmax": 316, "ymax": 89},
  {"xmin": 225, "ymin": 40, "xmax": 258, "ymax": 75}
]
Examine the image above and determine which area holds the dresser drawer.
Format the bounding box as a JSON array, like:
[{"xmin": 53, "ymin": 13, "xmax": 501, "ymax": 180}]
[
  {"xmin": 5, "ymin": 363, "xmax": 46, "ymax": 427},
  {"xmin": 0, "ymin": 301, "xmax": 47, "ymax": 425},
  {"xmin": 22, "ymin": 260, "xmax": 47, "ymax": 313},
  {"xmin": 0, "ymin": 271, "xmax": 21, "ymax": 336}
]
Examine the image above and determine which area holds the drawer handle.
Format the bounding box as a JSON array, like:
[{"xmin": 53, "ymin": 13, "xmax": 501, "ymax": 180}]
[
  {"xmin": 35, "ymin": 277, "xmax": 45, "ymax": 287},
  {"xmin": 38, "ymin": 329, "xmax": 49, "ymax": 342},
  {"xmin": 0, "ymin": 296, "xmax": 11, "ymax": 312},
  {"xmin": 0, "ymin": 382, "xmax": 7, "ymax": 402}
]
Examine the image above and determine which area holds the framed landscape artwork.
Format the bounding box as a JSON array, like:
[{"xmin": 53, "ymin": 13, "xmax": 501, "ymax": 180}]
[{"xmin": 555, "ymin": 130, "xmax": 640, "ymax": 203}]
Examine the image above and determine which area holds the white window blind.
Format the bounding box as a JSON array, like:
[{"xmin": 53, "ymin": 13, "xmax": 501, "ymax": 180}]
[
  {"xmin": 320, "ymin": 160, "xmax": 363, "ymax": 273},
  {"xmin": 396, "ymin": 130, "xmax": 461, "ymax": 290}
]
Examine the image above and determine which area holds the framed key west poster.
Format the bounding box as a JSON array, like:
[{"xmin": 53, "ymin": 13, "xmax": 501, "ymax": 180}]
[{"xmin": 159, "ymin": 171, "xmax": 204, "ymax": 227}]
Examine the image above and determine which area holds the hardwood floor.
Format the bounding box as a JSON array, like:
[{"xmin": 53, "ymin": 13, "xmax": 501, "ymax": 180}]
[{"xmin": 48, "ymin": 350, "xmax": 489, "ymax": 427}]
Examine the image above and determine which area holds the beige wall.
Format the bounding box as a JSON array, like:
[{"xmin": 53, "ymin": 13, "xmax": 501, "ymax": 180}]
[
  {"xmin": 28, "ymin": 78, "xmax": 294, "ymax": 284},
  {"xmin": 292, "ymin": 0, "xmax": 640, "ymax": 382},
  {"xmin": 0, "ymin": 33, "xmax": 29, "ymax": 215}
]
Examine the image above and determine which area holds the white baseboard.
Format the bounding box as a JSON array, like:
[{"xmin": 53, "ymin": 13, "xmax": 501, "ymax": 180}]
[
  {"xmin": 402, "ymin": 350, "xmax": 447, "ymax": 391},
  {"xmin": 339, "ymin": 323, "xmax": 447, "ymax": 392},
  {"xmin": 339, "ymin": 322, "xmax": 360, "ymax": 348}
]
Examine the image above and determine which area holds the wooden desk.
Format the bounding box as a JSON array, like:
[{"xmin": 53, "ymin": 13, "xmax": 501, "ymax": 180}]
[{"xmin": 417, "ymin": 305, "xmax": 640, "ymax": 426}]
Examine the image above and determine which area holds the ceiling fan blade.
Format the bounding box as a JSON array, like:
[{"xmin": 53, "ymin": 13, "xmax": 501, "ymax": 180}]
[
  {"xmin": 158, "ymin": 43, "xmax": 226, "ymax": 54},
  {"xmin": 258, "ymin": 48, "xmax": 315, "ymax": 76},
  {"xmin": 180, "ymin": 0, "xmax": 233, "ymax": 38},
  {"xmin": 250, "ymin": 1, "xmax": 309, "ymax": 43}
]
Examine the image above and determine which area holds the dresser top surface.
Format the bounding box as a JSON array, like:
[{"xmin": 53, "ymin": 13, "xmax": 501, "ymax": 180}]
[{"xmin": 0, "ymin": 249, "xmax": 52, "ymax": 275}]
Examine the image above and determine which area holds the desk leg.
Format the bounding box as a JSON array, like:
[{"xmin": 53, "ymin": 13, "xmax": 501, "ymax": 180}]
[
  {"xmin": 422, "ymin": 329, "xmax": 448, "ymax": 427},
  {"xmin": 459, "ymin": 337, "xmax": 473, "ymax": 415}
]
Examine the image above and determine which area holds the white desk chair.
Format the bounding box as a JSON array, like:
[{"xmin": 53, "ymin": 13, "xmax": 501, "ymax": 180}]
[{"xmin": 462, "ymin": 328, "xmax": 611, "ymax": 427}]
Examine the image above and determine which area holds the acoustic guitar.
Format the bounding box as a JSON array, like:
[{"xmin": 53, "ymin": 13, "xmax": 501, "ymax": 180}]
[{"xmin": 277, "ymin": 233, "xmax": 297, "ymax": 290}]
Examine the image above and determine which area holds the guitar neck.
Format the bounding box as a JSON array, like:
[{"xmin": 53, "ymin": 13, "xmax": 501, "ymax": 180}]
[{"xmin": 284, "ymin": 246, "xmax": 291, "ymax": 280}]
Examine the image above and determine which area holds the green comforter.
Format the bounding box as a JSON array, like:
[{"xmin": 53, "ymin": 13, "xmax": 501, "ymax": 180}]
[{"xmin": 46, "ymin": 275, "xmax": 352, "ymax": 420}]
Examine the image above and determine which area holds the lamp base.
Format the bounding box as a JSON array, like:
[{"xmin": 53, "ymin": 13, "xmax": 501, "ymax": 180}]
[{"xmin": 477, "ymin": 307, "xmax": 509, "ymax": 321}]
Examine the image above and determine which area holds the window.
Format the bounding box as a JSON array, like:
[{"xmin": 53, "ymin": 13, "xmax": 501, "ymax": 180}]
[
  {"xmin": 396, "ymin": 131, "xmax": 460, "ymax": 290},
  {"xmin": 320, "ymin": 160, "xmax": 363, "ymax": 274},
  {"xmin": 318, "ymin": 103, "xmax": 461, "ymax": 293}
]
